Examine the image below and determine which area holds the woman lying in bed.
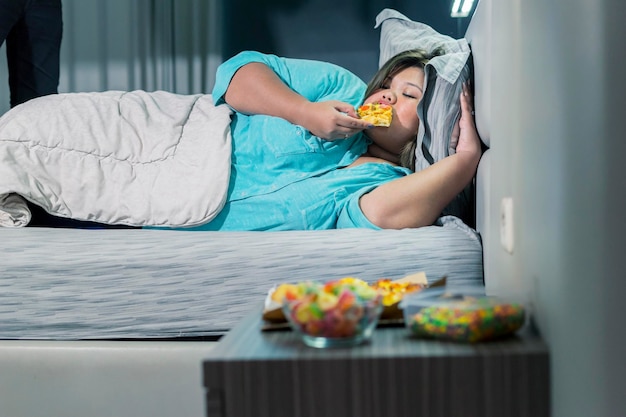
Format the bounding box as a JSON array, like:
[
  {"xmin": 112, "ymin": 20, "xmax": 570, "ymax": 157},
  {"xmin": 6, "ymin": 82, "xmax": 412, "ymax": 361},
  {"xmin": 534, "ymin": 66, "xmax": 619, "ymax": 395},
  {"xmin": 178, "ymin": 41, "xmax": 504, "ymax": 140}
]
[
  {"xmin": 187, "ymin": 50, "xmax": 481, "ymax": 231},
  {"xmin": 21, "ymin": 49, "xmax": 480, "ymax": 231}
]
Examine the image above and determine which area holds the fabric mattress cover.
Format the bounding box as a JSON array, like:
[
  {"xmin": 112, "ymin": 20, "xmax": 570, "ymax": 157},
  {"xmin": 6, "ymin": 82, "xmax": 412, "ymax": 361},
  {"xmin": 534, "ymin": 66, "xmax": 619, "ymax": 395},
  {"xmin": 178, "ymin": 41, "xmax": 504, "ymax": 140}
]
[{"xmin": 0, "ymin": 216, "xmax": 483, "ymax": 340}]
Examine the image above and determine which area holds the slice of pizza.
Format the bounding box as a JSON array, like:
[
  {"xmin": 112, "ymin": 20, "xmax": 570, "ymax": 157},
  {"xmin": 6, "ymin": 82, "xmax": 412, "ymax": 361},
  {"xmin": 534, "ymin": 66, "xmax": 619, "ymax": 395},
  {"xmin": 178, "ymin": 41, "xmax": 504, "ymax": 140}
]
[
  {"xmin": 371, "ymin": 278, "xmax": 425, "ymax": 306},
  {"xmin": 357, "ymin": 103, "xmax": 393, "ymax": 127}
]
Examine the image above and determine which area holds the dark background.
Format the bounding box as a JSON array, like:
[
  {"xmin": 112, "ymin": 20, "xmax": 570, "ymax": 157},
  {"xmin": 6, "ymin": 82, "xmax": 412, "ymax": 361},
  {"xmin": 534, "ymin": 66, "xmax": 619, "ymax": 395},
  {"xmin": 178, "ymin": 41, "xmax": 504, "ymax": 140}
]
[{"xmin": 221, "ymin": 0, "xmax": 473, "ymax": 82}]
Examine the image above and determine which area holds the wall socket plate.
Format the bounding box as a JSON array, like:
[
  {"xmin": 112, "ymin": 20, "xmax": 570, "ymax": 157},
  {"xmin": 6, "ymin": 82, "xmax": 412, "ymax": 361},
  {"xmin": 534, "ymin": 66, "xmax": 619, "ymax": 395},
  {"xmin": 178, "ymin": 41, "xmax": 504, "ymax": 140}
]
[{"xmin": 500, "ymin": 197, "xmax": 514, "ymax": 254}]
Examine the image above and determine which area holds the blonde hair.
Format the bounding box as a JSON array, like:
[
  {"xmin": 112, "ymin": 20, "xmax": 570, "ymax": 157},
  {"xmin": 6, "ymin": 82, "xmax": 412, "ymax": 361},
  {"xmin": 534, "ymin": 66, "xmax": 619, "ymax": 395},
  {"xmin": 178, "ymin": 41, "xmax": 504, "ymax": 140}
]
[{"xmin": 364, "ymin": 48, "xmax": 442, "ymax": 170}]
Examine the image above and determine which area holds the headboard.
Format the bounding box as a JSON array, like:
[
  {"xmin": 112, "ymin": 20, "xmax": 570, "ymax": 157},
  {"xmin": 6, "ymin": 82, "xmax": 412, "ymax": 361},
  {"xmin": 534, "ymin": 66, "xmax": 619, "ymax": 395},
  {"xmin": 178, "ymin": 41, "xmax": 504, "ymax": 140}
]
[{"xmin": 464, "ymin": 0, "xmax": 494, "ymax": 289}]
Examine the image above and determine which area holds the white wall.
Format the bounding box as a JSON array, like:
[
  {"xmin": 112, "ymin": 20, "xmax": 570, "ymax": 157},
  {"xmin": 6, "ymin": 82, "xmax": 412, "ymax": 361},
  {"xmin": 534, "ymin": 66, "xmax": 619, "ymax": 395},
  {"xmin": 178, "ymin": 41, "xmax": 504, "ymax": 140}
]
[
  {"xmin": 0, "ymin": 0, "xmax": 222, "ymax": 115},
  {"xmin": 474, "ymin": 0, "xmax": 626, "ymax": 416}
]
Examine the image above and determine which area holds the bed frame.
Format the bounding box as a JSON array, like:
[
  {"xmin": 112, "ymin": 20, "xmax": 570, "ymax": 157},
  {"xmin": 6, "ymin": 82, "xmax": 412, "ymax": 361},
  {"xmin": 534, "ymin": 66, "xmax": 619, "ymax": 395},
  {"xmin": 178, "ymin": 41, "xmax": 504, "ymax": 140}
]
[{"xmin": 0, "ymin": 3, "xmax": 492, "ymax": 416}]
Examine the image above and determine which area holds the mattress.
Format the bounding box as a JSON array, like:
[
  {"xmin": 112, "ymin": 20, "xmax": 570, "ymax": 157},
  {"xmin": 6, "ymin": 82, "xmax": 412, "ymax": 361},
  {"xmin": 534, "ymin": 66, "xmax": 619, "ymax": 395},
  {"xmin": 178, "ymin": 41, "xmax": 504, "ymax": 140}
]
[{"xmin": 0, "ymin": 216, "xmax": 483, "ymax": 340}]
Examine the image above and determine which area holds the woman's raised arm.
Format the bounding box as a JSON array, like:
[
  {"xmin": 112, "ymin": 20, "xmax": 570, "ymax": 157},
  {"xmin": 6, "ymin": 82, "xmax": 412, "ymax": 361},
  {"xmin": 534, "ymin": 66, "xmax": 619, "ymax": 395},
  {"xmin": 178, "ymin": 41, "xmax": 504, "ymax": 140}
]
[
  {"xmin": 359, "ymin": 85, "xmax": 482, "ymax": 229},
  {"xmin": 224, "ymin": 62, "xmax": 309, "ymax": 122},
  {"xmin": 223, "ymin": 62, "xmax": 371, "ymax": 140}
]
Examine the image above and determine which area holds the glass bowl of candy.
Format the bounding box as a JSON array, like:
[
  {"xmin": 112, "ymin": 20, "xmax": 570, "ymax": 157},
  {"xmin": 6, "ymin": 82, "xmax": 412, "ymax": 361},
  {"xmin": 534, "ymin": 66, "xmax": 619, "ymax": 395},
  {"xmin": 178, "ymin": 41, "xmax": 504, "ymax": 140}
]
[{"xmin": 280, "ymin": 278, "xmax": 383, "ymax": 348}]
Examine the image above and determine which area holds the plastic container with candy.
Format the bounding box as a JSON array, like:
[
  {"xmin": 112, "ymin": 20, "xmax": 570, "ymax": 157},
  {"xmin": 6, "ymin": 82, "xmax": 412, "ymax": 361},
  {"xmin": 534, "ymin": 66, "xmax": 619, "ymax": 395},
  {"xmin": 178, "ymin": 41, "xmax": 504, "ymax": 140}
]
[
  {"xmin": 399, "ymin": 286, "xmax": 526, "ymax": 343},
  {"xmin": 280, "ymin": 278, "xmax": 383, "ymax": 348}
]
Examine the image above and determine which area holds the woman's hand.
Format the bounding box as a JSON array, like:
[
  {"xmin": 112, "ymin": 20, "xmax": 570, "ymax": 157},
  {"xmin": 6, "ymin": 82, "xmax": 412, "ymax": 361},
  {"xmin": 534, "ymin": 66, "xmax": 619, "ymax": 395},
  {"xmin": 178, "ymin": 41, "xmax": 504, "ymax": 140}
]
[
  {"xmin": 452, "ymin": 82, "xmax": 481, "ymax": 157},
  {"xmin": 295, "ymin": 100, "xmax": 373, "ymax": 140}
]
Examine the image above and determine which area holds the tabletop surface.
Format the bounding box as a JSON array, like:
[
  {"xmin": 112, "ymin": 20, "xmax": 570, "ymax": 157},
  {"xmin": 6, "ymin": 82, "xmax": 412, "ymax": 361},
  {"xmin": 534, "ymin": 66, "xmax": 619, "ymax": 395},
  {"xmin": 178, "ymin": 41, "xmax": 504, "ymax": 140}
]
[{"xmin": 203, "ymin": 305, "xmax": 548, "ymax": 363}]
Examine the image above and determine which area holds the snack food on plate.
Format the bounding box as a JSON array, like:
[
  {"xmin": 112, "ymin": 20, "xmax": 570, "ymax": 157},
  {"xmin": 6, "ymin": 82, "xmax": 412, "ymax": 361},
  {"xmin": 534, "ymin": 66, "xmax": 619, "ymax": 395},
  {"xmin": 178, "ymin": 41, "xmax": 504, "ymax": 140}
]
[
  {"xmin": 357, "ymin": 103, "xmax": 393, "ymax": 127},
  {"xmin": 263, "ymin": 274, "xmax": 430, "ymax": 324},
  {"xmin": 372, "ymin": 273, "xmax": 429, "ymax": 319},
  {"xmin": 372, "ymin": 278, "xmax": 425, "ymax": 307}
]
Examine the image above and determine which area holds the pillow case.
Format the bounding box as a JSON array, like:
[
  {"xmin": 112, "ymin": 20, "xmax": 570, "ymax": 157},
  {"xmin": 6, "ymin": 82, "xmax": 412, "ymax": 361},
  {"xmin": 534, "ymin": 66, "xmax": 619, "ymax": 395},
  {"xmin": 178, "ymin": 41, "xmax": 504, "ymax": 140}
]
[{"xmin": 375, "ymin": 9, "xmax": 475, "ymax": 225}]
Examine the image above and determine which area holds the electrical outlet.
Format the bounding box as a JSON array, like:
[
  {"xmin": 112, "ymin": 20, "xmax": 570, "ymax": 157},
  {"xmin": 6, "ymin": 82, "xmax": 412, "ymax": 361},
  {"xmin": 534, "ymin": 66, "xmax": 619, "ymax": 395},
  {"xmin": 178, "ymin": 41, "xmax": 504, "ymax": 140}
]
[{"xmin": 500, "ymin": 197, "xmax": 514, "ymax": 254}]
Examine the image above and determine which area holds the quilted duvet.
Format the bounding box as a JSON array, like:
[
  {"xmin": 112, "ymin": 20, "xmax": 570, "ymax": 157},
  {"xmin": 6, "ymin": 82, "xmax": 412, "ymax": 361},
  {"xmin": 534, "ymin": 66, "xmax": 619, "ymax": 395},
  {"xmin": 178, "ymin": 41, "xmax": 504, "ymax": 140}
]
[{"xmin": 0, "ymin": 90, "xmax": 233, "ymax": 227}]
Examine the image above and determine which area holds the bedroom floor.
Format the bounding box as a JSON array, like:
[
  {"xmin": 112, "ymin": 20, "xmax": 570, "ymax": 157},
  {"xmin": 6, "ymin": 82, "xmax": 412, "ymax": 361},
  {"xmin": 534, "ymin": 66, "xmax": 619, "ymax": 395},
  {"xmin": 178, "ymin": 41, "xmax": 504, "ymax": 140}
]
[{"xmin": 0, "ymin": 340, "xmax": 217, "ymax": 417}]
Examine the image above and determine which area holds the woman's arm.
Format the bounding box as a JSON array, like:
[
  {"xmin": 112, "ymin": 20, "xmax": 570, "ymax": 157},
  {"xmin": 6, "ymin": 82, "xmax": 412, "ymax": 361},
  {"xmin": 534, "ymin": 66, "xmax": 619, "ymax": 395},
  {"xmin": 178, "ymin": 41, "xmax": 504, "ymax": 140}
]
[
  {"xmin": 359, "ymin": 84, "xmax": 482, "ymax": 229},
  {"xmin": 224, "ymin": 62, "xmax": 372, "ymax": 140}
]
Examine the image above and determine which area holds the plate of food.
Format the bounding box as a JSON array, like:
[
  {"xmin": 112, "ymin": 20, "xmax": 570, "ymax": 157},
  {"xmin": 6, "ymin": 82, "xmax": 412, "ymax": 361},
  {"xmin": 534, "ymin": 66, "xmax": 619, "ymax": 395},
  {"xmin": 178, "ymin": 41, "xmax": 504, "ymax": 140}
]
[{"xmin": 262, "ymin": 272, "xmax": 445, "ymax": 330}]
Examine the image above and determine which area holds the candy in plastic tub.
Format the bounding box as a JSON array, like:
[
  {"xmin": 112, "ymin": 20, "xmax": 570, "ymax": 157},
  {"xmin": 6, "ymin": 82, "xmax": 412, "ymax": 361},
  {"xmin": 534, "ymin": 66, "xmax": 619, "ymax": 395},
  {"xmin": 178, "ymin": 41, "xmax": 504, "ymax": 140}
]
[{"xmin": 400, "ymin": 287, "xmax": 525, "ymax": 343}]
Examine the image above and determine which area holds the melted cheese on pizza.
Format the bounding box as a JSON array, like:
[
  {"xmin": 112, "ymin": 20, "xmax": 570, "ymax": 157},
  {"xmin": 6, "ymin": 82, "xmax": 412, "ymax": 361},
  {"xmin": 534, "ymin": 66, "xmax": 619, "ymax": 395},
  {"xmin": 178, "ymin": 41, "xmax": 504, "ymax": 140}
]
[{"xmin": 357, "ymin": 103, "xmax": 393, "ymax": 127}]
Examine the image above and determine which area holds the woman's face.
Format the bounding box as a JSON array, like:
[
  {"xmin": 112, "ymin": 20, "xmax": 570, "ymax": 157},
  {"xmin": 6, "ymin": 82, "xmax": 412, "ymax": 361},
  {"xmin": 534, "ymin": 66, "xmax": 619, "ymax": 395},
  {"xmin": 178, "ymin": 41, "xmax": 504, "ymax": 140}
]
[{"xmin": 363, "ymin": 66, "xmax": 425, "ymax": 156}]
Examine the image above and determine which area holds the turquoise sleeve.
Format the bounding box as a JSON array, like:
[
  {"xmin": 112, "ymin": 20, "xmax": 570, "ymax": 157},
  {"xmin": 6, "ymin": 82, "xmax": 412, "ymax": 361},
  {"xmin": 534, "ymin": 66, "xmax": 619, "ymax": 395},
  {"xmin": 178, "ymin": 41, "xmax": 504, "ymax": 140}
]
[
  {"xmin": 212, "ymin": 51, "xmax": 282, "ymax": 105},
  {"xmin": 211, "ymin": 51, "xmax": 366, "ymax": 107},
  {"xmin": 336, "ymin": 186, "xmax": 382, "ymax": 230}
]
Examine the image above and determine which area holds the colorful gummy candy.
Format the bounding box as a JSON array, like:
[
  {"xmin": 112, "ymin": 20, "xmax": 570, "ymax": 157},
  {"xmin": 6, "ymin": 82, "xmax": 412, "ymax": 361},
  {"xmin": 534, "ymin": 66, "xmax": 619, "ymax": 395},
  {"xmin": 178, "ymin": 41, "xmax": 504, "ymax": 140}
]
[
  {"xmin": 408, "ymin": 298, "xmax": 525, "ymax": 342},
  {"xmin": 281, "ymin": 278, "xmax": 383, "ymax": 339}
]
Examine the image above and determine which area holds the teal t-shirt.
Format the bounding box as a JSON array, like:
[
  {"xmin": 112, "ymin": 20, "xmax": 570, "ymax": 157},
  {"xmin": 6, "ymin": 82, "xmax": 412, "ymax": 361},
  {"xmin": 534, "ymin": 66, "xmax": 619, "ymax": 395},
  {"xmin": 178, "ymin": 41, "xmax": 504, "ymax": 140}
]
[
  {"xmin": 184, "ymin": 51, "xmax": 410, "ymax": 231},
  {"xmin": 196, "ymin": 162, "xmax": 410, "ymax": 231}
]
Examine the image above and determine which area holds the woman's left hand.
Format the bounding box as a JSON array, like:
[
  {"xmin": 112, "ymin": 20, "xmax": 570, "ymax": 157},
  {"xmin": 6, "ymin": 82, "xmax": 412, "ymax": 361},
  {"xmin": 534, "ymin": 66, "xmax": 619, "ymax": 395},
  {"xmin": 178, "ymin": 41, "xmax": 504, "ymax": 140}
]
[{"xmin": 451, "ymin": 82, "xmax": 481, "ymax": 156}]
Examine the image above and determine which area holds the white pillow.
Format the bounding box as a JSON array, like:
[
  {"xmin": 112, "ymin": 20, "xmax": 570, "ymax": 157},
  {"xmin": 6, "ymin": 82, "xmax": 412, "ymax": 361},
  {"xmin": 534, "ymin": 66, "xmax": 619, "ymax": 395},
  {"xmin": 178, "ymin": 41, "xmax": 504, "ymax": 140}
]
[
  {"xmin": 376, "ymin": 9, "xmax": 475, "ymax": 224},
  {"xmin": 376, "ymin": 9, "xmax": 470, "ymax": 84}
]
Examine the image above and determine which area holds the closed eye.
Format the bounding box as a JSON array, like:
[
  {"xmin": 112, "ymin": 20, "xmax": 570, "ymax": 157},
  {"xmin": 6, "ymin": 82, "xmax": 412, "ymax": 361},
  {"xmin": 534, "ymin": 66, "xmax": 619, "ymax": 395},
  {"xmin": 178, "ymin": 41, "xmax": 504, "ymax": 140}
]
[{"xmin": 402, "ymin": 86, "xmax": 423, "ymax": 100}]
